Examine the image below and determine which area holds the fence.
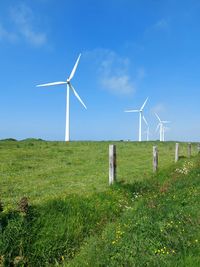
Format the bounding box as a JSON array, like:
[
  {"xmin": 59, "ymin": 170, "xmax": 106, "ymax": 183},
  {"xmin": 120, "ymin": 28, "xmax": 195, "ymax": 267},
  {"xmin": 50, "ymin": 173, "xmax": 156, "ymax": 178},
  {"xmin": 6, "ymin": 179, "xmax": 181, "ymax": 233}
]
[{"xmin": 109, "ymin": 142, "xmax": 200, "ymax": 185}]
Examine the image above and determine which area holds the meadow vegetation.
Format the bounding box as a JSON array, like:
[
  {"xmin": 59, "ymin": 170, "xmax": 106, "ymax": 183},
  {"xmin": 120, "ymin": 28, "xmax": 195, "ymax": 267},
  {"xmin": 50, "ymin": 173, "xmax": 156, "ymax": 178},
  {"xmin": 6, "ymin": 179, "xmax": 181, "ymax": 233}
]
[
  {"xmin": 0, "ymin": 139, "xmax": 195, "ymax": 206},
  {"xmin": 0, "ymin": 140, "xmax": 199, "ymax": 266}
]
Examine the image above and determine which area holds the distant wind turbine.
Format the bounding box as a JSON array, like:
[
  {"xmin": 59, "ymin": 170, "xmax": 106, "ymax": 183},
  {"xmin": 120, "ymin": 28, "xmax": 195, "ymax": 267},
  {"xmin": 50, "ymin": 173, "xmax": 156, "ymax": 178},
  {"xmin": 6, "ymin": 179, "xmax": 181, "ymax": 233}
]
[
  {"xmin": 143, "ymin": 115, "xmax": 150, "ymax": 141},
  {"xmin": 125, "ymin": 97, "xmax": 148, "ymax": 142},
  {"xmin": 36, "ymin": 54, "xmax": 87, "ymax": 142},
  {"xmin": 162, "ymin": 125, "xmax": 170, "ymax": 142},
  {"xmin": 155, "ymin": 113, "xmax": 170, "ymax": 141}
]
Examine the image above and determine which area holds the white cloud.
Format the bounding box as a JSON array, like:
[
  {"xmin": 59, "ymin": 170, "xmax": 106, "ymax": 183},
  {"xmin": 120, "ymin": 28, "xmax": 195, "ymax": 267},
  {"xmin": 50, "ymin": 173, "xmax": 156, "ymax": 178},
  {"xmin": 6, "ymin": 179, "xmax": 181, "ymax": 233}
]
[
  {"xmin": 0, "ymin": 3, "xmax": 47, "ymax": 47},
  {"xmin": 84, "ymin": 48, "xmax": 142, "ymax": 96},
  {"xmin": 10, "ymin": 3, "xmax": 47, "ymax": 46},
  {"xmin": 102, "ymin": 75, "xmax": 134, "ymax": 95},
  {"xmin": 99, "ymin": 50, "xmax": 135, "ymax": 95}
]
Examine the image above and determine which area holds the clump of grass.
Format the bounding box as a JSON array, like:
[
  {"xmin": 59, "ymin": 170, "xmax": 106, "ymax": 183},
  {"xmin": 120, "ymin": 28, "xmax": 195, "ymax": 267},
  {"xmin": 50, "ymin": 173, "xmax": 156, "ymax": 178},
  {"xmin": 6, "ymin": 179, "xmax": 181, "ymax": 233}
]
[{"xmin": 0, "ymin": 188, "xmax": 132, "ymax": 266}]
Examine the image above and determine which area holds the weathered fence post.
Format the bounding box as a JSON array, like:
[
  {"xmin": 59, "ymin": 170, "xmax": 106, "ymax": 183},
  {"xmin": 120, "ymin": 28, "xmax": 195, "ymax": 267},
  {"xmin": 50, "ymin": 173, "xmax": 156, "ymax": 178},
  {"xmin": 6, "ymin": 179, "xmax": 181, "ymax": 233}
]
[
  {"xmin": 153, "ymin": 146, "xmax": 158, "ymax": 172},
  {"xmin": 109, "ymin": 145, "xmax": 116, "ymax": 185},
  {"xmin": 197, "ymin": 143, "xmax": 200, "ymax": 154},
  {"xmin": 188, "ymin": 143, "xmax": 192, "ymax": 158},
  {"xmin": 175, "ymin": 143, "xmax": 179, "ymax": 162}
]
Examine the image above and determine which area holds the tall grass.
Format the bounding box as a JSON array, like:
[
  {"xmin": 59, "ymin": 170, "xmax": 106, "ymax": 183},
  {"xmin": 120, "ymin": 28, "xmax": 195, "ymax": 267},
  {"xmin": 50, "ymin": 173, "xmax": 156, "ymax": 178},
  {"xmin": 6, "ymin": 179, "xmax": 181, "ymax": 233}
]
[
  {"xmin": 0, "ymin": 187, "xmax": 132, "ymax": 266},
  {"xmin": 66, "ymin": 157, "xmax": 200, "ymax": 267}
]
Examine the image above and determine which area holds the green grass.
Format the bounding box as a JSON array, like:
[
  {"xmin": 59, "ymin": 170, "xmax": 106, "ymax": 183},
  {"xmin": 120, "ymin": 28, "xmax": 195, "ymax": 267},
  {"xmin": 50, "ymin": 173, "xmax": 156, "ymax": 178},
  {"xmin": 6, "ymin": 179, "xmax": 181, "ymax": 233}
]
[
  {"xmin": 0, "ymin": 189, "xmax": 131, "ymax": 266},
  {"xmin": 0, "ymin": 140, "xmax": 197, "ymax": 206},
  {"xmin": 0, "ymin": 140, "xmax": 199, "ymax": 266},
  {"xmin": 67, "ymin": 158, "xmax": 200, "ymax": 267}
]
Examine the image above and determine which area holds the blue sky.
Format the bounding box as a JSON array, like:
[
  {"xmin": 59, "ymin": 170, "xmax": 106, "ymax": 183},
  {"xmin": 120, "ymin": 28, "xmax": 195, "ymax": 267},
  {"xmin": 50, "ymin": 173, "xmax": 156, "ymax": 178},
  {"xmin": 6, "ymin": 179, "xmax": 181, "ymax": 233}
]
[{"xmin": 0, "ymin": 0, "xmax": 200, "ymax": 141}]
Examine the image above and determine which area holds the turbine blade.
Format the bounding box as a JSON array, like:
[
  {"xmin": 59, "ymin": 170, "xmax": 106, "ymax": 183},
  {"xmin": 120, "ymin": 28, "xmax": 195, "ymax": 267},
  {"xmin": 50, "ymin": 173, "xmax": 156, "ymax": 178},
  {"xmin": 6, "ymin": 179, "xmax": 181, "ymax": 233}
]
[
  {"xmin": 69, "ymin": 83, "xmax": 87, "ymax": 109},
  {"xmin": 124, "ymin": 109, "xmax": 140, "ymax": 113},
  {"xmin": 162, "ymin": 121, "xmax": 171, "ymax": 123},
  {"xmin": 140, "ymin": 97, "xmax": 148, "ymax": 110},
  {"xmin": 68, "ymin": 54, "xmax": 81, "ymax": 81},
  {"xmin": 142, "ymin": 115, "xmax": 148, "ymax": 125},
  {"xmin": 155, "ymin": 112, "xmax": 161, "ymax": 122},
  {"xmin": 36, "ymin": 81, "xmax": 67, "ymax": 87}
]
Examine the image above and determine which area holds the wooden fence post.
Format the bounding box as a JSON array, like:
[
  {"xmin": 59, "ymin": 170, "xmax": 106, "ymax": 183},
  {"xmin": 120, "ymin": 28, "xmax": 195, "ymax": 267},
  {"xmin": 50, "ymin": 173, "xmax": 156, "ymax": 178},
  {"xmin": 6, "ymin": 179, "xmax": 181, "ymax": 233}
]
[
  {"xmin": 153, "ymin": 146, "xmax": 158, "ymax": 172},
  {"xmin": 109, "ymin": 145, "xmax": 116, "ymax": 185},
  {"xmin": 175, "ymin": 143, "xmax": 179, "ymax": 163},
  {"xmin": 188, "ymin": 143, "xmax": 191, "ymax": 158}
]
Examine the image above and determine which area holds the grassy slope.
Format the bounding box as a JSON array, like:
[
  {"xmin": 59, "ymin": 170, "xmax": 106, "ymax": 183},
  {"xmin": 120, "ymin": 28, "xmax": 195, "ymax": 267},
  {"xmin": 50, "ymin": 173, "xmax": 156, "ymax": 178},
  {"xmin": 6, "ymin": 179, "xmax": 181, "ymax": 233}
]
[
  {"xmin": 0, "ymin": 140, "xmax": 195, "ymax": 206},
  {"xmin": 67, "ymin": 157, "xmax": 200, "ymax": 267},
  {"xmin": 0, "ymin": 140, "xmax": 199, "ymax": 266}
]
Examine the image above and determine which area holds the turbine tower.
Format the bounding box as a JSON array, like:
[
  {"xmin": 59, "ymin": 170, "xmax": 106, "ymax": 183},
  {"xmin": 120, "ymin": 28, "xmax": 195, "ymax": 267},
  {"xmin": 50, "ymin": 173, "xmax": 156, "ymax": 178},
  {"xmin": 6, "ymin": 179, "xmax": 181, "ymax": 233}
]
[
  {"xmin": 155, "ymin": 113, "xmax": 170, "ymax": 141},
  {"xmin": 125, "ymin": 97, "xmax": 148, "ymax": 142},
  {"xmin": 36, "ymin": 54, "xmax": 87, "ymax": 142}
]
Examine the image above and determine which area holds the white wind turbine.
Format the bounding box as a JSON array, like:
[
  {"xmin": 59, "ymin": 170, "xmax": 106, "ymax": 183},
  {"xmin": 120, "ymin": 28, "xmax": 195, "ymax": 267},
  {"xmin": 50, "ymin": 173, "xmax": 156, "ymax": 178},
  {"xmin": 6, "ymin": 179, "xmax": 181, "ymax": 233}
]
[
  {"xmin": 162, "ymin": 125, "xmax": 170, "ymax": 142},
  {"xmin": 125, "ymin": 97, "xmax": 148, "ymax": 142},
  {"xmin": 155, "ymin": 113, "xmax": 170, "ymax": 141},
  {"xmin": 36, "ymin": 54, "xmax": 87, "ymax": 142},
  {"xmin": 142, "ymin": 115, "xmax": 150, "ymax": 141}
]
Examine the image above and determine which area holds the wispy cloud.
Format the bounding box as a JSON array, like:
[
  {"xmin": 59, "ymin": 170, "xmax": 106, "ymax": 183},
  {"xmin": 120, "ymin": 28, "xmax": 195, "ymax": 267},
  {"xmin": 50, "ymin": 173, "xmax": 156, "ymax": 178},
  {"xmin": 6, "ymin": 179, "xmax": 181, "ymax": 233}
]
[
  {"xmin": 101, "ymin": 75, "xmax": 134, "ymax": 95},
  {"xmin": 151, "ymin": 103, "xmax": 166, "ymax": 115},
  {"xmin": 99, "ymin": 50, "xmax": 134, "ymax": 95},
  {"xmin": 0, "ymin": 3, "xmax": 47, "ymax": 47},
  {"xmin": 145, "ymin": 18, "xmax": 170, "ymax": 36},
  {"xmin": 0, "ymin": 23, "xmax": 18, "ymax": 42},
  {"xmin": 85, "ymin": 49, "xmax": 144, "ymax": 96},
  {"xmin": 153, "ymin": 18, "xmax": 170, "ymax": 31},
  {"xmin": 143, "ymin": 18, "xmax": 170, "ymax": 39},
  {"xmin": 10, "ymin": 3, "xmax": 47, "ymax": 46}
]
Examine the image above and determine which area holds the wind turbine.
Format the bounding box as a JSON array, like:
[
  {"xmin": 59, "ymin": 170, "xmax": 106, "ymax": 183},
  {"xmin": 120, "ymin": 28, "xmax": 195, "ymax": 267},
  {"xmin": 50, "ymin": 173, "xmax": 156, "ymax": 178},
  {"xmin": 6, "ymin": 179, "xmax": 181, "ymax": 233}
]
[
  {"xmin": 143, "ymin": 115, "xmax": 150, "ymax": 141},
  {"xmin": 155, "ymin": 113, "xmax": 170, "ymax": 141},
  {"xmin": 36, "ymin": 54, "xmax": 87, "ymax": 142},
  {"xmin": 125, "ymin": 97, "xmax": 148, "ymax": 142},
  {"xmin": 162, "ymin": 125, "xmax": 170, "ymax": 142}
]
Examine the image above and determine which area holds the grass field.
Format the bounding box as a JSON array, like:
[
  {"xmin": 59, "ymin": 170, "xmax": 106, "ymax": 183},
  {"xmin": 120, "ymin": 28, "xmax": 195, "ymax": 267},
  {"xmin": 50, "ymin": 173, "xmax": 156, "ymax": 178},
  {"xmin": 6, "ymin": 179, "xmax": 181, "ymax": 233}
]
[
  {"xmin": 0, "ymin": 139, "xmax": 199, "ymax": 266},
  {"xmin": 0, "ymin": 139, "xmax": 197, "ymax": 206}
]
